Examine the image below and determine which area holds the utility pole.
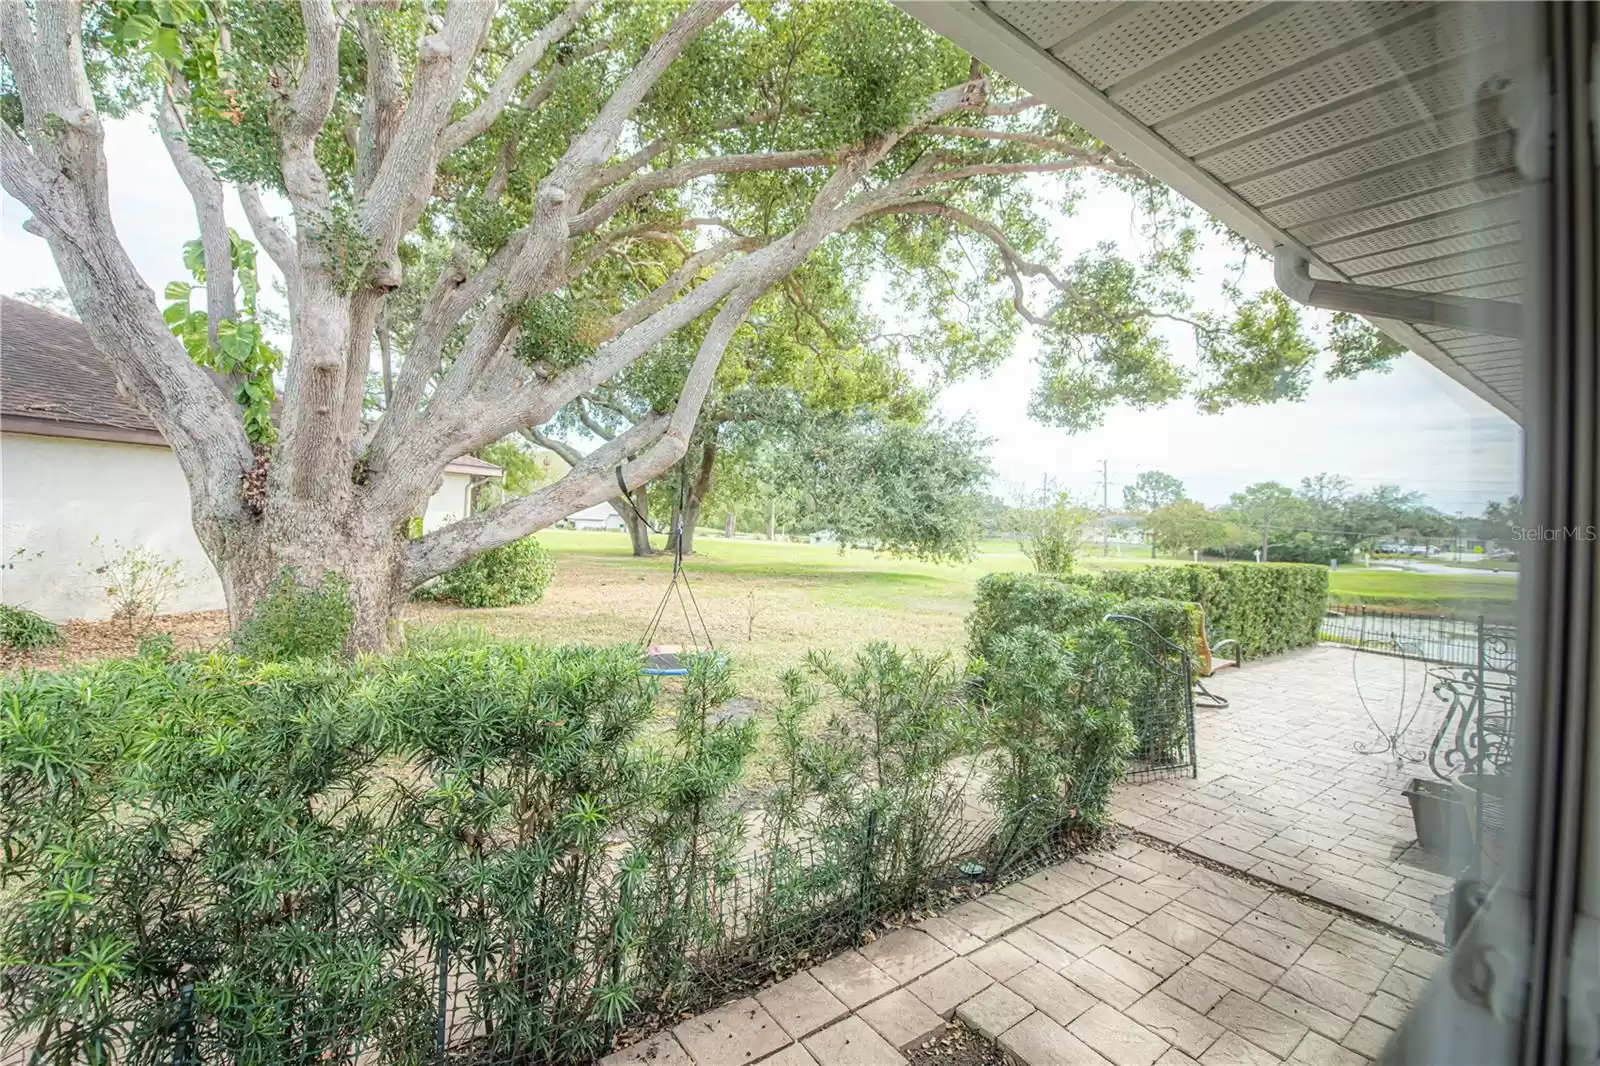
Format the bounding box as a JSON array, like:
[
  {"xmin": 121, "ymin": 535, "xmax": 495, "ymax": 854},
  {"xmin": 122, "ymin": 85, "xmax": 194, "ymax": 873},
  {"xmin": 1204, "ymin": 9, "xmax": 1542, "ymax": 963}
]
[{"xmin": 1101, "ymin": 459, "xmax": 1110, "ymax": 557}]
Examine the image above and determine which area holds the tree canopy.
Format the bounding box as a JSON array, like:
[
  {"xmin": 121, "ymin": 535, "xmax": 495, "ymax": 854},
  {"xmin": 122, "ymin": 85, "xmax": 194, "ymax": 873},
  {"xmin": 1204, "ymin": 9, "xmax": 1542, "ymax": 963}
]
[{"xmin": 1, "ymin": 0, "xmax": 1404, "ymax": 647}]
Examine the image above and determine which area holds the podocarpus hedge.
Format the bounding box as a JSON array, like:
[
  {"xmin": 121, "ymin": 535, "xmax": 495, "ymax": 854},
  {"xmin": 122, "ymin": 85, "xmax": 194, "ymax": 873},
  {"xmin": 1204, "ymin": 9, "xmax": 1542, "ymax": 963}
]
[
  {"xmin": 0, "ymin": 638, "xmax": 1134, "ymax": 1066},
  {"xmin": 968, "ymin": 574, "xmax": 1197, "ymax": 760}
]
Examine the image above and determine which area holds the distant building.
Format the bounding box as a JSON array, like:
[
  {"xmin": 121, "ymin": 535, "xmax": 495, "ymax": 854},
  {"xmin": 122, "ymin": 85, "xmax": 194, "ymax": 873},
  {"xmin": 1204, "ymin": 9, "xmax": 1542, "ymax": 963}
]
[
  {"xmin": 566, "ymin": 501, "xmax": 623, "ymax": 531},
  {"xmin": 0, "ymin": 297, "xmax": 501, "ymax": 620}
]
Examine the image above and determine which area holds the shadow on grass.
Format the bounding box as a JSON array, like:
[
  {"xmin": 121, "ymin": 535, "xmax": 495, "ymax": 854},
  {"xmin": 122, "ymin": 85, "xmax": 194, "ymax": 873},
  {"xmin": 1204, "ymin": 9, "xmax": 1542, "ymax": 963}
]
[{"xmin": 549, "ymin": 550, "xmax": 965, "ymax": 593}]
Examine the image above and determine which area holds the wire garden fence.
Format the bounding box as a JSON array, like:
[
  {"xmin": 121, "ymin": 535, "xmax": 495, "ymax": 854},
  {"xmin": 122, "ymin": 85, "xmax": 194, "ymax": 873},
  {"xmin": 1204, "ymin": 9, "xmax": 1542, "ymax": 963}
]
[
  {"xmin": 1105, "ymin": 613, "xmax": 1197, "ymax": 783},
  {"xmin": 3, "ymin": 634, "xmax": 1183, "ymax": 1066},
  {"xmin": 127, "ymin": 803, "xmax": 1062, "ymax": 1066}
]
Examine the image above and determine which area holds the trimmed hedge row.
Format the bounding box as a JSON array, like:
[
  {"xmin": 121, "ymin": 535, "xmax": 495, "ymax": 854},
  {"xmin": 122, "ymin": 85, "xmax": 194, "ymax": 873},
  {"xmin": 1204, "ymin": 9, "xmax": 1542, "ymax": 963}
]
[
  {"xmin": 1079, "ymin": 562, "xmax": 1327, "ymax": 658},
  {"xmin": 968, "ymin": 576, "xmax": 1197, "ymax": 761},
  {"xmin": 1, "ymin": 638, "xmax": 1136, "ymax": 1066}
]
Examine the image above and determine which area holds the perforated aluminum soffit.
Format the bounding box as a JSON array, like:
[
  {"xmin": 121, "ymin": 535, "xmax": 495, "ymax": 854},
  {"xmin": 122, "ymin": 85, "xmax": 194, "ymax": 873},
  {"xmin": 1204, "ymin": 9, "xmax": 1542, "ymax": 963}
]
[{"xmin": 902, "ymin": 1, "xmax": 1530, "ymax": 420}]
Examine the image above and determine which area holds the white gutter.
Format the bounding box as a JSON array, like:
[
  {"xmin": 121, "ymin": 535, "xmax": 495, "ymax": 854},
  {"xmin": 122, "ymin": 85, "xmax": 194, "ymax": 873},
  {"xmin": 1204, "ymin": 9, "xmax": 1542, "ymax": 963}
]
[{"xmin": 1272, "ymin": 248, "xmax": 1522, "ymax": 339}]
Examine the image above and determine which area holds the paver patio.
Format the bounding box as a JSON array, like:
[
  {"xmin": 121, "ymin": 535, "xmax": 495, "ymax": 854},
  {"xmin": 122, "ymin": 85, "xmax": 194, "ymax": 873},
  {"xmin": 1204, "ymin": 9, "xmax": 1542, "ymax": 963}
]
[
  {"xmin": 1113, "ymin": 646, "xmax": 1458, "ymax": 943},
  {"xmin": 608, "ymin": 842, "xmax": 1439, "ymax": 1066},
  {"xmin": 604, "ymin": 645, "xmax": 1462, "ymax": 1066}
]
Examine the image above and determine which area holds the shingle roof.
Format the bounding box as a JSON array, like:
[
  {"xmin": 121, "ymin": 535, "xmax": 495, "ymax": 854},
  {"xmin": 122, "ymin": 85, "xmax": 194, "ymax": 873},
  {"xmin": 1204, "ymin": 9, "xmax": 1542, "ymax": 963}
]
[
  {"xmin": 0, "ymin": 295, "xmax": 502, "ymax": 477},
  {"xmin": 0, "ymin": 295, "xmax": 160, "ymax": 437}
]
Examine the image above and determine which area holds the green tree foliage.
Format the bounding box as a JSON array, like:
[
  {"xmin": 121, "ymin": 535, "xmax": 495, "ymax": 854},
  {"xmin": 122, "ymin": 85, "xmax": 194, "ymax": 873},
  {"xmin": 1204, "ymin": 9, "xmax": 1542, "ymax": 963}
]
[
  {"xmin": 4, "ymin": 0, "xmax": 1406, "ymax": 649},
  {"xmin": 1476, "ymin": 495, "xmax": 1524, "ymax": 545},
  {"xmin": 1122, "ymin": 470, "xmax": 1186, "ymax": 512},
  {"xmin": 1145, "ymin": 500, "xmax": 1228, "ymax": 557},
  {"xmin": 163, "ymin": 232, "xmax": 283, "ymax": 444},
  {"xmin": 787, "ymin": 415, "xmax": 992, "ymax": 562},
  {"xmin": 1014, "ymin": 492, "xmax": 1093, "ymax": 575}
]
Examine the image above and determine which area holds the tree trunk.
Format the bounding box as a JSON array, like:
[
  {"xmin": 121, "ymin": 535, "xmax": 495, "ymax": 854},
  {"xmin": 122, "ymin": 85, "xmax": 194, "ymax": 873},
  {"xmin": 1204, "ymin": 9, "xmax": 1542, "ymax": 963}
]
[
  {"xmin": 767, "ymin": 500, "xmax": 776, "ymax": 540},
  {"xmin": 219, "ymin": 501, "xmax": 408, "ymax": 655},
  {"xmin": 614, "ymin": 485, "xmax": 656, "ymax": 556},
  {"xmin": 666, "ymin": 437, "xmax": 717, "ymax": 557},
  {"xmin": 724, "ymin": 512, "xmax": 735, "ymax": 537}
]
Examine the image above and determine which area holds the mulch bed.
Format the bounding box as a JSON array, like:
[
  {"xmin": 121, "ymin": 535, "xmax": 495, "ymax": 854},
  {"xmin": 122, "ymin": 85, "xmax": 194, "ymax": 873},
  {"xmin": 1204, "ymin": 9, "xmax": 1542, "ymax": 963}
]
[{"xmin": 0, "ymin": 610, "xmax": 230, "ymax": 671}]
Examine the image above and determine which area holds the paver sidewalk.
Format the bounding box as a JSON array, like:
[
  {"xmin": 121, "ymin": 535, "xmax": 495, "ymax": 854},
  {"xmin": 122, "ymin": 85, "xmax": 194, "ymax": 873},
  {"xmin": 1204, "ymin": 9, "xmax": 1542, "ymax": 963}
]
[
  {"xmin": 603, "ymin": 843, "xmax": 1440, "ymax": 1066},
  {"xmin": 1112, "ymin": 646, "xmax": 1456, "ymax": 942}
]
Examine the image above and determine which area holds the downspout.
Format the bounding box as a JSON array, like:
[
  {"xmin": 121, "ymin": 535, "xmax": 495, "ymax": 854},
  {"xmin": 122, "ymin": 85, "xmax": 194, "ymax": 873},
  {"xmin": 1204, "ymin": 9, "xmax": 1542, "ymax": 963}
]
[{"xmin": 1272, "ymin": 247, "xmax": 1522, "ymax": 338}]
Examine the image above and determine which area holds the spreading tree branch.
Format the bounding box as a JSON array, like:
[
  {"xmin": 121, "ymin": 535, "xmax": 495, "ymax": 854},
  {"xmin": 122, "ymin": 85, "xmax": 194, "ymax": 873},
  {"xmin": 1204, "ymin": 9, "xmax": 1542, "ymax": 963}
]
[
  {"xmin": 238, "ymin": 184, "xmax": 299, "ymax": 307},
  {"xmin": 157, "ymin": 83, "xmax": 236, "ymax": 344},
  {"xmin": 438, "ymin": 0, "xmax": 597, "ymax": 156}
]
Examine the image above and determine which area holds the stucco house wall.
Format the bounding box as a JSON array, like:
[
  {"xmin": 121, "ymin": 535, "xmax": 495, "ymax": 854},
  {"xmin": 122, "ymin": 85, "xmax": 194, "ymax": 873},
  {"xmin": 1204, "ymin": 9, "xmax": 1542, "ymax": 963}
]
[{"xmin": 0, "ymin": 432, "xmax": 485, "ymax": 621}]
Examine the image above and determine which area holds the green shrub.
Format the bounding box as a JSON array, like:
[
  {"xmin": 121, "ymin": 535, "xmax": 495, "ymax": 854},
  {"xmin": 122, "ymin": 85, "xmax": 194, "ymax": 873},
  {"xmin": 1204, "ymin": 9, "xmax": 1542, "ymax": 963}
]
[
  {"xmin": 775, "ymin": 646, "xmax": 981, "ymax": 904},
  {"xmin": 1016, "ymin": 493, "xmax": 1091, "ymax": 575},
  {"xmin": 1090, "ymin": 563, "xmax": 1327, "ymax": 658},
  {"xmin": 420, "ymin": 535, "xmax": 555, "ymax": 607},
  {"xmin": 0, "ymin": 643, "xmax": 740, "ymax": 1066},
  {"xmin": 967, "ymin": 572, "xmax": 1110, "ymax": 659},
  {"xmin": 1104, "ymin": 598, "xmax": 1199, "ymax": 763},
  {"xmin": 978, "ymin": 623, "xmax": 1135, "ymax": 853},
  {"xmin": 0, "ymin": 603, "xmax": 63, "ymax": 651},
  {"xmin": 0, "ymin": 631, "xmax": 1157, "ymax": 1066},
  {"xmin": 231, "ymin": 570, "xmax": 354, "ymax": 660},
  {"xmin": 1208, "ymin": 562, "xmax": 1328, "ymax": 656}
]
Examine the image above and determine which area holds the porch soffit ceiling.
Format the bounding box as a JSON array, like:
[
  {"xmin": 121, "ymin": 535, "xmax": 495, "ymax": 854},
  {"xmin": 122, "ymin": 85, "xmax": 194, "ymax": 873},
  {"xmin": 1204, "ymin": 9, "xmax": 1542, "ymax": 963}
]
[{"xmin": 902, "ymin": 1, "xmax": 1528, "ymax": 421}]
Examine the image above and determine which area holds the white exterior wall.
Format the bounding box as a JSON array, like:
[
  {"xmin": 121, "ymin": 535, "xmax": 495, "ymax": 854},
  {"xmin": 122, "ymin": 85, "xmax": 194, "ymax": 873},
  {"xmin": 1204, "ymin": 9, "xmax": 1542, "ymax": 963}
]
[
  {"xmin": 1, "ymin": 433, "xmax": 478, "ymax": 621},
  {"xmin": 421, "ymin": 467, "xmax": 475, "ymax": 533},
  {"xmin": 567, "ymin": 501, "xmax": 623, "ymax": 531}
]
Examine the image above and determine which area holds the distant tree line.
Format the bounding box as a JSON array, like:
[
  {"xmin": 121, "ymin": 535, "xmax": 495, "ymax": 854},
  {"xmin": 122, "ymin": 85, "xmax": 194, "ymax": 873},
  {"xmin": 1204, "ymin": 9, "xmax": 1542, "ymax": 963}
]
[{"xmin": 1123, "ymin": 472, "xmax": 1522, "ymax": 563}]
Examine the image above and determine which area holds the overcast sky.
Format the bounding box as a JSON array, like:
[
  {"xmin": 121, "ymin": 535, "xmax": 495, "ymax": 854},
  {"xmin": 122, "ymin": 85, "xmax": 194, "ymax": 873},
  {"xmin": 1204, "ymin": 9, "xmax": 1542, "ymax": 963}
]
[{"xmin": 3, "ymin": 117, "xmax": 1522, "ymax": 517}]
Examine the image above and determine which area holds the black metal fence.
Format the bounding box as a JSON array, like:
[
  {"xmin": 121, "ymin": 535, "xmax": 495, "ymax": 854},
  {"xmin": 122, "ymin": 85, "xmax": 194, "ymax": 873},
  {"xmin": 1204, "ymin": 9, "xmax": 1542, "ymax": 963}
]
[
  {"xmin": 1106, "ymin": 614, "xmax": 1197, "ymax": 782},
  {"xmin": 1318, "ymin": 603, "xmax": 1518, "ymax": 785},
  {"xmin": 1319, "ymin": 603, "xmax": 1518, "ymax": 670}
]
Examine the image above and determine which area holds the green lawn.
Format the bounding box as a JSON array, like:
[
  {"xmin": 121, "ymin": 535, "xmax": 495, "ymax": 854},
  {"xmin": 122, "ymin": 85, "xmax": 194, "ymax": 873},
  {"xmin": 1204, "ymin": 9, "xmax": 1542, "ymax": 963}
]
[
  {"xmin": 406, "ymin": 530, "xmax": 1521, "ymax": 697},
  {"xmin": 1327, "ymin": 566, "xmax": 1517, "ymax": 616}
]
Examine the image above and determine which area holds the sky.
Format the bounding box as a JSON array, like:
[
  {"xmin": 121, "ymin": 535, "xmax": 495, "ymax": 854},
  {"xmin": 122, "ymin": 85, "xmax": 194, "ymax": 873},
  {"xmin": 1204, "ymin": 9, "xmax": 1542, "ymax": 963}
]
[{"xmin": 3, "ymin": 117, "xmax": 1523, "ymax": 518}]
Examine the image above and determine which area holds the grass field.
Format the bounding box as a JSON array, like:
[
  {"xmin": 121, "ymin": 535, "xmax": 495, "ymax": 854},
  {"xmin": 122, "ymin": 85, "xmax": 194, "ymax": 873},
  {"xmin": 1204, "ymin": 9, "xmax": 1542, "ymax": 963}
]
[
  {"xmin": 404, "ymin": 529, "xmax": 1520, "ymax": 697},
  {"xmin": 1325, "ymin": 567, "xmax": 1517, "ymax": 615}
]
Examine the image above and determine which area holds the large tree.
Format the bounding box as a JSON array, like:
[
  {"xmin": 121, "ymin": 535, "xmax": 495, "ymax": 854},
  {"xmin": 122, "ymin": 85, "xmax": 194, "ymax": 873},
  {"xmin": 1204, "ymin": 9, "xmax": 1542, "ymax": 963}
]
[
  {"xmin": 1, "ymin": 0, "xmax": 1397, "ymax": 650},
  {"xmin": 1122, "ymin": 469, "xmax": 1185, "ymax": 513}
]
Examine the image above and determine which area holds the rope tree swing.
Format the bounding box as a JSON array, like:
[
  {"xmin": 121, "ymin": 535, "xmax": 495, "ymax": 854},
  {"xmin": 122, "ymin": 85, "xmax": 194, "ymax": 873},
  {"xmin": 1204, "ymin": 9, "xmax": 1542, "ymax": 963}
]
[{"xmin": 616, "ymin": 466, "xmax": 718, "ymax": 676}]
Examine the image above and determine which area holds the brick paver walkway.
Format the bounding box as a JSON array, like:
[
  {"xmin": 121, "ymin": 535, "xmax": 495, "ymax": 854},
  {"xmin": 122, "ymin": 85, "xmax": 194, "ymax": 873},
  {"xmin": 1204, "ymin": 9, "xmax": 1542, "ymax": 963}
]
[
  {"xmin": 610, "ymin": 843, "xmax": 1439, "ymax": 1066},
  {"xmin": 1111, "ymin": 646, "xmax": 1457, "ymax": 943}
]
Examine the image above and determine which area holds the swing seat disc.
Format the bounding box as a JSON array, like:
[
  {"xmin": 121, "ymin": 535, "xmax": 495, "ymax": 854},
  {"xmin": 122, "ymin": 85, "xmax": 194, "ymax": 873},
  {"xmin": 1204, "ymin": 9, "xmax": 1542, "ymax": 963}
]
[{"xmin": 641, "ymin": 644, "xmax": 716, "ymax": 676}]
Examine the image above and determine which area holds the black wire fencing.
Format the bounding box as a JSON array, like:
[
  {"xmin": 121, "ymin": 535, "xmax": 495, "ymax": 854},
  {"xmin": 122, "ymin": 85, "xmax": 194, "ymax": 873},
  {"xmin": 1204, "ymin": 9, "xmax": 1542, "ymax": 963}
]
[{"xmin": 1, "ymin": 638, "xmax": 1152, "ymax": 1066}]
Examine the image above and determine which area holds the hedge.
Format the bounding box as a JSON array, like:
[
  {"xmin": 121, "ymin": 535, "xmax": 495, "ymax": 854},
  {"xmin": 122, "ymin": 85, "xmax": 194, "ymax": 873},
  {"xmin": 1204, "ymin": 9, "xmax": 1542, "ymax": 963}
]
[
  {"xmin": 0, "ymin": 638, "xmax": 1132, "ymax": 1066},
  {"xmin": 416, "ymin": 534, "xmax": 555, "ymax": 607},
  {"xmin": 967, "ymin": 572, "xmax": 1112, "ymax": 660},
  {"xmin": 1086, "ymin": 562, "xmax": 1327, "ymax": 658},
  {"xmin": 969, "ymin": 575, "xmax": 1194, "ymax": 760}
]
